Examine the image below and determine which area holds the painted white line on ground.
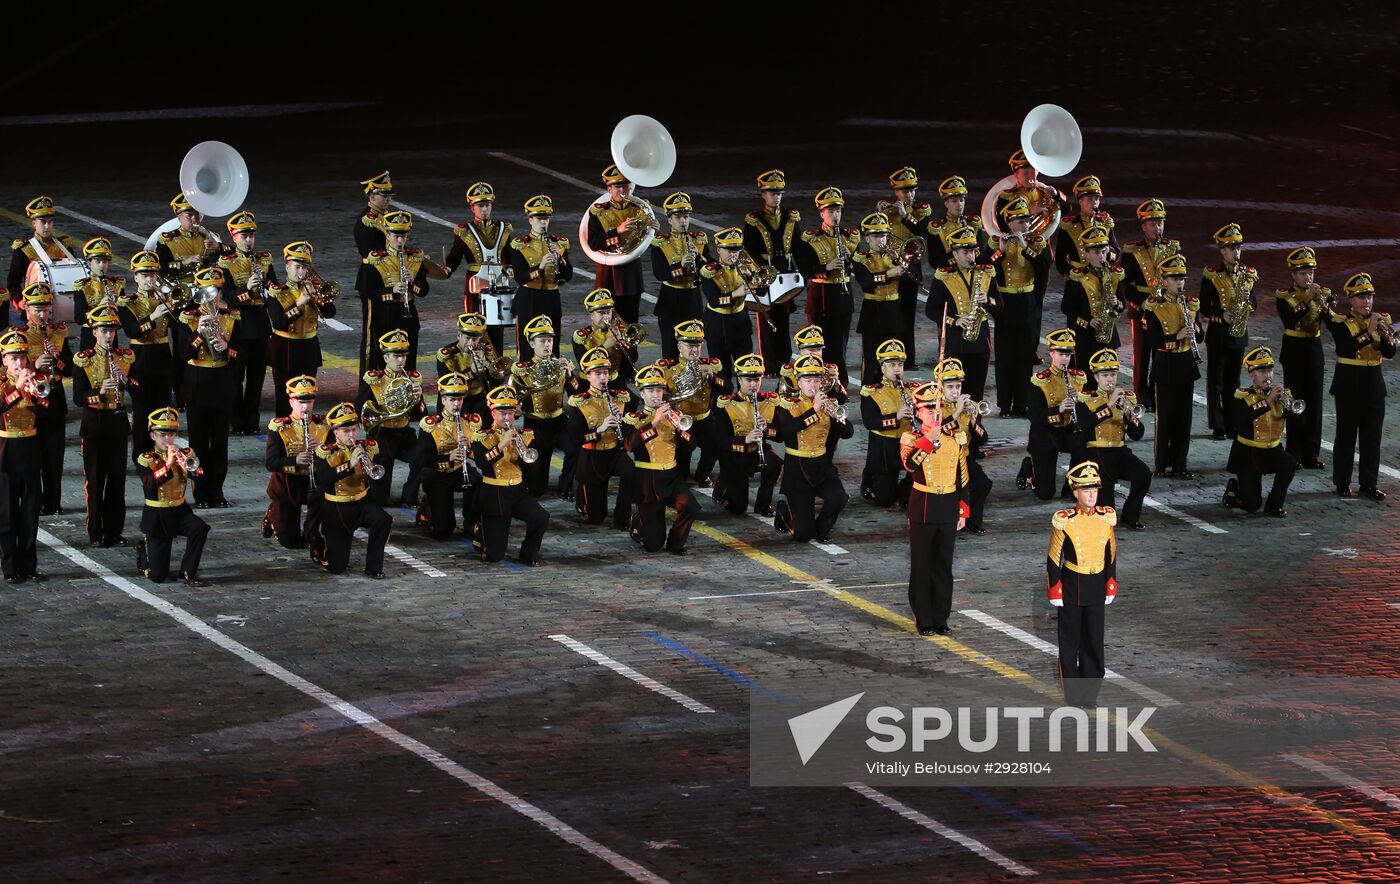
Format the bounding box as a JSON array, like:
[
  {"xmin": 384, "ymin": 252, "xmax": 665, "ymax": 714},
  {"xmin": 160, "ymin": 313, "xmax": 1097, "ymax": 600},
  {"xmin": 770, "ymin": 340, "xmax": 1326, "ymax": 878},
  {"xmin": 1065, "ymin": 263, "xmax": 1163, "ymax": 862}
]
[
  {"xmin": 693, "ymin": 486, "xmax": 849, "ymax": 555},
  {"xmin": 322, "ymin": 317, "xmax": 353, "ymax": 332},
  {"xmin": 53, "ymin": 207, "xmax": 145, "ymax": 244},
  {"xmin": 1282, "ymin": 754, "xmax": 1400, "ymax": 811},
  {"xmin": 845, "ymin": 782, "xmax": 1037, "ymax": 877},
  {"xmin": 35, "ymin": 529, "xmax": 665, "ymax": 884},
  {"xmin": 391, "ymin": 201, "xmax": 455, "ymax": 229},
  {"xmin": 687, "ymin": 587, "xmax": 824, "ymax": 600},
  {"xmin": 1056, "ymin": 461, "xmax": 1226, "ymax": 535},
  {"xmin": 960, "ymin": 609, "xmax": 1181, "ymax": 708},
  {"xmin": 1249, "ymin": 239, "xmax": 1400, "ymax": 250},
  {"xmin": 1340, "ymin": 124, "xmax": 1393, "ymax": 141},
  {"xmin": 353, "ymin": 529, "xmax": 447, "ymax": 577},
  {"xmin": 0, "ymin": 102, "xmax": 375, "ymax": 127},
  {"xmin": 548, "ymin": 634, "xmax": 716, "ymax": 714}
]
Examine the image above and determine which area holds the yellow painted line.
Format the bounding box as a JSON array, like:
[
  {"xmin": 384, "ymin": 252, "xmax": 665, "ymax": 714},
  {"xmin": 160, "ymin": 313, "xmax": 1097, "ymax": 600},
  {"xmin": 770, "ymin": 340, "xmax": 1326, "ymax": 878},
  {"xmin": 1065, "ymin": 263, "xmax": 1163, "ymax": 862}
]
[{"xmin": 322, "ymin": 353, "xmax": 360, "ymax": 372}]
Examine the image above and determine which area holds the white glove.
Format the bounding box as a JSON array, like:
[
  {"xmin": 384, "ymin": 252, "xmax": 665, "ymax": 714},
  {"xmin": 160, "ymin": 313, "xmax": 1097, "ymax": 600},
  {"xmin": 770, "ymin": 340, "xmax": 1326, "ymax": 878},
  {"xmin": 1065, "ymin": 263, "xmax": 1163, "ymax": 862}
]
[
  {"xmin": 1049, "ymin": 598, "xmax": 1064, "ymax": 608},
  {"xmin": 1105, "ymin": 595, "xmax": 1115, "ymax": 605}
]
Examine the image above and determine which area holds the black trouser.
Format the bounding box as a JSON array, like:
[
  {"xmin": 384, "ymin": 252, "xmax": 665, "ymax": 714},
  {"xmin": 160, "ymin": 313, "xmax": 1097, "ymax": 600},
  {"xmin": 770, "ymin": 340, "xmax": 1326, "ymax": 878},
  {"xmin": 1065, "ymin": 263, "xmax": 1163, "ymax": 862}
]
[
  {"xmin": 1129, "ymin": 304, "xmax": 1153, "ymax": 406},
  {"xmin": 480, "ymin": 482, "xmax": 548, "ymax": 562},
  {"xmin": 267, "ymin": 335, "xmax": 322, "ymax": 419},
  {"xmin": 778, "ymin": 471, "xmax": 847, "ymax": 542},
  {"xmin": 419, "ymin": 467, "xmax": 480, "ymax": 540},
  {"xmin": 863, "ymin": 435, "xmax": 911, "ymax": 507},
  {"xmin": 1333, "ymin": 393, "xmax": 1386, "ymax": 491},
  {"xmin": 808, "ymin": 283, "xmax": 854, "ymax": 385},
  {"xmin": 234, "ymin": 336, "xmax": 269, "ymax": 433},
  {"xmin": 0, "ymin": 465, "xmax": 40, "ymax": 578},
  {"xmin": 514, "ymin": 288, "xmax": 563, "ymax": 357},
  {"xmin": 322, "ymin": 497, "xmax": 391, "ymax": 574},
  {"xmin": 966, "ymin": 459, "xmax": 993, "ymax": 528},
  {"xmin": 368, "ymin": 426, "xmax": 417, "ymax": 506},
  {"xmin": 1280, "ymin": 336, "xmax": 1324, "ymax": 463},
  {"xmin": 1058, "ymin": 603, "xmax": 1106, "ymax": 706},
  {"xmin": 857, "ymin": 297, "xmax": 902, "ymax": 386},
  {"xmin": 265, "ymin": 473, "xmax": 323, "ymax": 552},
  {"xmin": 656, "ymin": 286, "xmax": 703, "ymax": 362},
  {"xmin": 1073, "ymin": 336, "xmax": 1109, "ymax": 393},
  {"xmin": 704, "ymin": 310, "xmax": 752, "ymax": 393},
  {"xmin": 81, "ymin": 409, "xmax": 128, "ymax": 543},
  {"xmin": 954, "ymin": 350, "xmax": 991, "ymax": 402},
  {"xmin": 757, "ymin": 302, "xmax": 794, "ymax": 376},
  {"xmin": 676, "ymin": 415, "xmax": 717, "ymax": 482},
  {"xmin": 1205, "ymin": 333, "xmax": 1245, "ymax": 433},
  {"xmin": 1153, "ymin": 378, "xmax": 1195, "ymax": 472},
  {"xmin": 635, "ymin": 467, "xmax": 699, "ymax": 552},
  {"xmin": 897, "ymin": 276, "xmax": 919, "ymax": 364},
  {"xmin": 1232, "ymin": 448, "xmax": 1298, "ymax": 511},
  {"xmin": 1027, "ymin": 427, "xmax": 1079, "ymax": 500},
  {"xmin": 717, "ymin": 449, "xmax": 781, "ymax": 514},
  {"xmin": 142, "ymin": 505, "xmax": 208, "ymax": 583},
  {"xmin": 524, "ymin": 415, "xmax": 567, "ymax": 497},
  {"xmin": 36, "ymin": 413, "xmax": 65, "ymax": 512},
  {"xmin": 994, "ymin": 317, "xmax": 1037, "ymax": 414},
  {"xmin": 908, "ymin": 518, "xmax": 958, "ymax": 630},
  {"xmin": 577, "ymin": 448, "xmax": 636, "ymax": 528},
  {"xmin": 186, "ymin": 375, "xmax": 232, "ymax": 505},
  {"xmin": 595, "ymin": 263, "xmax": 643, "ymax": 325},
  {"xmin": 129, "ymin": 345, "xmax": 173, "ymax": 464},
  {"xmin": 1077, "ymin": 445, "xmax": 1151, "ymax": 524}
]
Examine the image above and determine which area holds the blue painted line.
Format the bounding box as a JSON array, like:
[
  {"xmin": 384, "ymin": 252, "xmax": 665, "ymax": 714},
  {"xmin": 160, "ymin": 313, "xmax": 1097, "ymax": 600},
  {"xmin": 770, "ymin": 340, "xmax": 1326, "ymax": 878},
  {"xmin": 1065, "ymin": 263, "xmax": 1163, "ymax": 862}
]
[
  {"xmin": 958, "ymin": 787, "xmax": 1099, "ymax": 856},
  {"xmin": 643, "ymin": 631, "xmax": 789, "ymax": 701},
  {"xmin": 501, "ymin": 561, "xmax": 526, "ymax": 573}
]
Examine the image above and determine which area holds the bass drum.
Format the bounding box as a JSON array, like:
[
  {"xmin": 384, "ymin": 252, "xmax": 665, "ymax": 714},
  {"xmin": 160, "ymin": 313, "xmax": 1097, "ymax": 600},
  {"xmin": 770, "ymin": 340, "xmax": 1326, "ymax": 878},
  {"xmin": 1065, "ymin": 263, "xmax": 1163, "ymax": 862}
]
[{"xmin": 24, "ymin": 258, "xmax": 83, "ymax": 322}]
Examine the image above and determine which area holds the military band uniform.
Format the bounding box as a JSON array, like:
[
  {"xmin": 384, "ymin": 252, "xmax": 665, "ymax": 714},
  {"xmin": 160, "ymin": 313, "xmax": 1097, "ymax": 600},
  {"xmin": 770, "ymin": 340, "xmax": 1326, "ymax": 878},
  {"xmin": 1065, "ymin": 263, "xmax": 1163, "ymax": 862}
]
[
  {"xmin": 357, "ymin": 246, "xmax": 430, "ymax": 374},
  {"xmin": 218, "ymin": 247, "xmax": 277, "ymax": 434},
  {"xmin": 509, "ymin": 357, "xmax": 582, "ymax": 498},
  {"xmin": 117, "ymin": 279, "xmax": 174, "ymax": 464},
  {"xmin": 1054, "ymin": 208, "xmax": 1119, "ymax": 277},
  {"xmin": 711, "ymin": 388, "xmax": 782, "ymax": 516},
  {"xmin": 1326, "ymin": 278, "xmax": 1396, "ymax": 496},
  {"xmin": 356, "ymin": 367, "xmax": 425, "ymax": 506},
  {"xmin": 177, "ymin": 294, "xmax": 240, "ymax": 506},
  {"xmin": 471, "ymin": 419, "xmax": 548, "ymax": 565},
  {"xmin": 1072, "ymin": 386, "xmax": 1150, "ymax": 528},
  {"xmin": 438, "ymin": 319, "xmax": 509, "ymax": 424},
  {"xmin": 1275, "ymin": 248, "xmax": 1329, "ymax": 468},
  {"xmin": 586, "ymin": 197, "xmax": 648, "ymax": 325},
  {"xmin": 7, "ymin": 234, "xmax": 75, "ymax": 314},
  {"xmin": 0, "ymin": 369, "xmax": 46, "ymax": 580},
  {"xmin": 1023, "ymin": 364, "xmax": 1086, "ymax": 499},
  {"xmin": 1142, "ymin": 281, "xmax": 1201, "ymax": 475},
  {"xmin": 1199, "ymin": 259, "xmax": 1257, "ymax": 437},
  {"xmin": 1060, "ymin": 264, "xmax": 1125, "ymax": 392},
  {"xmin": 414, "ymin": 410, "xmax": 482, "ymax": 541},
  {"xmin": 661, "ymin": 353, "xmax": 724, "ymax": 483},
  {"xmin": 922, "ymin": 214, "xmax": 991, "ymax": 275},
  {"xmin": 924, "ymin": 264, "xmax": 999, "ymax": 401},
  {"xmin": 1119, "ymin": 233, "xmax": 1181, "ymax": 409},
  {"xmin": 881, "ymin": 176, "xmax": 932, "ymax": 363},
  {"xmin": 903, "ymin": 417, "xmax": 970, "ymax": 635},
  {"xmin": 743, "ymin": 192, "xmax": 801, "ymax": 371},
  {"xmin": 264, "ymin": 414, "xmax": 328, "ymax": 554},
  {"xmin": 314, "ymin": 435, "xmax": 391, "ymax": 576},
  {"xmin": 74, "ymin": 274, "xmax": 124, "ymax": 351},
  {"xmin": 1046, "ymin": 472, "xmax": 1117, "ymax": 708},
  {"xmin": 793, "ymin": 223, "xmax": 859, "ymax": 386},
  {"xmin": 72, "ymin": 341, "xmax": 134, "ymax": 545},
  {"xmin": 859, "ymin": 378, "xmax": 917, "ymax": 507},
  {"xmin": 154, "ymin": 225, "xmax": 219, "ymax": 281},
  {"xmin": 991, "ymin": 233, "xmax": 1051, "ymax": 414},
  {"xmin": 445, "ymin": 215, "xmax": 514, "ymax": 352},
  {"xmin": 1222, "ymin": 376, "xmax": 1297, "ymax": 515},
  {"xmin": 566, "ymin": 387, "xmax": 637, "ymax": 528},
  {"xmin": 354, "ymin": 173, "xmax": 392, "ymax": 258},
  {"xmin": 650, "ymin": 229, "xmax": 708, "ymax": 361},
  {"xmin": 571, "ymin": 322, "xmax": 638, "ymax": 388},
  {"xmin": 267, "ymin": 277, "xmax": 336, "ymax": 418},
  {"xmin": 136, "ymin": 445, "xmax": 209, "ymax": 584},
  {"xmin": 624, "ymin": 403, "xmax": 700, "ymax": 554},
  {"xmin": 852, "ymin": 242, "xmax": 908, "ymax": 387},
  {"xmin": 773, "ymin": 390, "xmax": 854, "ymax": 542},
  {"xmin": 16, "ymin": 319, "xmax": 72, "ymax": 513},
  {"xmin": 699, "ymin": 255, "xmax": 757, "ymax": 388},
  {"xmin": 941, "ymin": 397, "xmax": 993, "ymax": 532},
  {"xmin": 508, "ymin": 232, "xmax": 572, "ymax": 356}
]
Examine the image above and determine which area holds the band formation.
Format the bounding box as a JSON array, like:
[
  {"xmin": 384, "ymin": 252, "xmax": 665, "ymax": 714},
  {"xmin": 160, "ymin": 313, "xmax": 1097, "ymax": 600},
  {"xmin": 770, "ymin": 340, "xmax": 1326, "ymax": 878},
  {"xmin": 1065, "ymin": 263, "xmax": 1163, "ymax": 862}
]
[{"xmin": 5, "ymin": 149, "xmax": 1393, "ymax": 706}]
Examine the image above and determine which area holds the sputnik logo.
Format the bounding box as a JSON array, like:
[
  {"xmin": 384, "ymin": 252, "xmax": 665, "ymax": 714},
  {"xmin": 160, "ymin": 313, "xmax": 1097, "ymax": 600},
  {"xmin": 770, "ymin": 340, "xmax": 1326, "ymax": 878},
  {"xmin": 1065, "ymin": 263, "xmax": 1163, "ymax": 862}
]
[{"xmin": 787, "ymin": 692, "xmax": 864, "ymax": 765}]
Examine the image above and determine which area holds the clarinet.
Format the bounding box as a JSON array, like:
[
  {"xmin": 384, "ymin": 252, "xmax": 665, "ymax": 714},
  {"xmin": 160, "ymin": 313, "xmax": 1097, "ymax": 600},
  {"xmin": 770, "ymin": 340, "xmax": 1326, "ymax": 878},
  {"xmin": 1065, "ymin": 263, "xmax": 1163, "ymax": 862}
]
[
  {"xmin": 302, "ymin": 415, "xmax": 316, "ymax": 489},
  {"xmin": 752, "ymin": 392, "xmax": 767, "ymax": 468},
  {"xmin": 604, "ymin": 391, "xmax": 626, "ymax": 444},
  {"xmin": 1061, "ymin": 367, "xmax": 1082, "ymax": 434},
  {"xmin": 398, "ymin": 249, "xmax": 412, "ymax": 309}
]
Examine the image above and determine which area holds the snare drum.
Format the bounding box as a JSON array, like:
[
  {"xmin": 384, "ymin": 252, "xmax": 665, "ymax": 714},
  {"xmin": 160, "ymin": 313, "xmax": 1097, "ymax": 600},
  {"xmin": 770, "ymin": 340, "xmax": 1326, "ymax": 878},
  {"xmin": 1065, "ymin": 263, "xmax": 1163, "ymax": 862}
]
[
  {"xmin": 764, "ymin": 270, "xmax": 806, "ymax": 306},
  {"xmin": 482, "ymin": 287, "xmax": 516, "ymax": 327}
]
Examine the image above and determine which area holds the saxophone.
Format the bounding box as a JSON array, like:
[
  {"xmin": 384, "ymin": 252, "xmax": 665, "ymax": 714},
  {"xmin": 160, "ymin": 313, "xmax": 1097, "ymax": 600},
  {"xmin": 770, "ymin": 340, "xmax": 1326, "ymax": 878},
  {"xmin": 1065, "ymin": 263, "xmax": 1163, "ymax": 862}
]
[
  {"xmin": 1093, "ymin": 266, "xmax": 1125, "ymax": 345},
  {"xmin": 1225, "ymin": 263, "xmax": 1255, "ymax": 338},
  {"xmin": 962, "ymin": 270, "xmax": 990, "ymax": 342}
]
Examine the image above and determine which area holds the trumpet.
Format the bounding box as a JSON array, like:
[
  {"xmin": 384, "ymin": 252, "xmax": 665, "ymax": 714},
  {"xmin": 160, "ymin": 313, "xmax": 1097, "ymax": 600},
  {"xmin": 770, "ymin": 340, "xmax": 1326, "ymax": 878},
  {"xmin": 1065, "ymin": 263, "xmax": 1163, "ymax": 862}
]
[
  {"xmin": 821, "ymin": 399, "xmax": 849, "ymax": 424},
  {"xmin": 245, "ymin": 251, "xmax": 265, "ymax": 299},
  {"xmin": 171, "ymin": 438, "xmax": 200, "ymax": 473},
  {"xmin": 352, "ymin": 439, "xmax": 385, "ymax": 481},
  {"xmin": 1106, "ymin": 388, "xmax": 1145, "ymax": 420},
  {"xmin": 658, "ymin": 402, "xmax": 693, "ymax": 432},
  {"xmin": 1266, "ymin": 385, "xmax": 1306, "ymax": 415},
  {"xmin": 25, "ymin": 371, "xmax": 51, "ymax": 399},
  {"xmin": 506, "ymin": 412, "xmax": 539, "ymax": 464},
  {"xmin": 963, "ymin": 397, "xmax": 993, "ymax": 417}
]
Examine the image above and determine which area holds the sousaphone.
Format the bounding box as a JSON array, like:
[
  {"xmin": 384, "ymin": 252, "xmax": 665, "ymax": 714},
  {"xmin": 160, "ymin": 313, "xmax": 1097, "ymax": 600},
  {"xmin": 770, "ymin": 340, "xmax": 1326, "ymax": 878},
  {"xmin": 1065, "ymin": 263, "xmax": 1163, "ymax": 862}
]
[
  {"xmin": 145, "ymin": 141, "xmax": 248, "ymax": 249},
  {"xmin": 980, "ymin": 104, "xmax": 1081, "ymax": 242},
  {"xmin": 579, "ymin": 115, "xmax": 675, "ymax": 266}
]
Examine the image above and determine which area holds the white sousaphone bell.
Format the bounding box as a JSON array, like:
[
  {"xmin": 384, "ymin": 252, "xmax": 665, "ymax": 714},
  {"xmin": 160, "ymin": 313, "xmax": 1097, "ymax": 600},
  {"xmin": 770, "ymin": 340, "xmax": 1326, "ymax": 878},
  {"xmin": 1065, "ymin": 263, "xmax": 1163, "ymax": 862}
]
[
  {"xmin": 980, "ymin": 104, "xmax": 1082, "ymax": 242},
  {"xmin": 579, "ymin": 115, "xmax": 676, "ymax": 266},
  {"xmin": 144, "ymin": 141, "xmax": 249, "ymax": 249}
]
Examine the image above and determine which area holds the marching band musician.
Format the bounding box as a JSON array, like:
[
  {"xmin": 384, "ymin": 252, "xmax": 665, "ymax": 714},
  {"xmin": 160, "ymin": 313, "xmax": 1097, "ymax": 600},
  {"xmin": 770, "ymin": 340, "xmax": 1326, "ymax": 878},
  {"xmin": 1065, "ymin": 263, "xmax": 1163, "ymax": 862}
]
[
  {"xmin": 443, "ymin": 182, "xmax": 514, "ymax": 351},
  {"xmin": 267, "ymin": 241, "xmax": 336, "ymax": 419},
  {"xmin": 7, "ymin": 196, "xmax": 76, "ymax": 321},
  {"xmin": 262, "ymin": 376, "xmax": 328, "ymax": 559},
  {"xmin": 507, "ymin": 195, "xmax": 572, "ymax": 357},
  {"xmin": 1274, "ymin": 246, "xmax": 1329, "ymax": 469},
  {"xmin": 998, "ymin": 151, "xmax": 1061, "ymax": 239},
  {"xmin": 510, "ymin": 316, "xmax": 581, "ymax": 498},
  {"xmin": 1222, "ymin": 347, "xmax": 1298, "ymax": 517},
  {"xmin": 357, "ymin": 329, "xmax": 425, "ymax": 507},
  {"xmin": 937, "ymin": 358, "xmax": 993, "ymax": 536},
  {"xmin": 779, "ymin": 325, "xmax": 847, "ymax": 402},
  {"xmin": 16, "ymin": 283, "xmax": 72, "ymax": 515},
  {"xmin": 471, "ymin": 386, "xmax": 549, "ymax": 566},
  {"xmin": 650, "ymin": 192, "xmax": 709, "ymax": 361},
  {"xmin": 72, "ymin": 305, "xmax": 134, "ymax": 548},
  {"xmin": 179, "ymin": 267, "xmax": 240, "ymax": 508},
  {"xmin": 135, "ymin": 407, "xmax": 208, "ymax": 586},
  {"xmin": 924, "ymin": 225, "xmax": 1000, "ymax": 402},
  {"xmin": 794, "ymin": 186, "xmax": 860, "ymax": 386},
  {"xmin": 699, "ymin": 227, "xmax": 759, "ymax": 389},
  {"xmin": 662, "ymin": 320, "xmax": 725, "ymax": 487},
  {"xmin": 625, "ymin": 365, "xmax": 701, "ymax": 555},
  {"xmin": 1200, "ymin": 223, "xmax": 1258, "ymax": 440},
  {"xmin": 74, "ymin": 237, "xmax": 124, "ymax": 351},
  {"xmin": 1060, "ymin": 225, "xmax": 1125, "ymax": 392},
  {"xmin": 852, "ymin": 213, "xmax": 908, "ymax": 386},
  {"xmin": 354, "ymin": 171, "xmax": 394, "ymax": 258},
  {"xmin": 571, "ymin": 288, "xmax": 638, "ymax": 388},
  {"xmin": 218, "ymin": 211, "xmax": 278, "ymax": 435},
  {"xmin": 1327, "ymin": 272, "xmax": 1396, "ymax": 499},
  {"xmin": 358, "ymin": 210, "xmax": 430, "ymax": 374},
  {"xmin": 923, "ymin": 176, "xmax": 990, "ymax": 274},
  {"xmin": 314, "ymin": 402, "xmax": 392, "ymax": 577},
  {"xmin": 438, "ymin": 312, "xmax": 509, "ymax": 423},
  {"xmin": 566, "ymin": 347, "xmax": 636, "ymax": 530},
  {"xmin": 1143, "ymin": 254, "xmax": 1201, "ymax": 479},
  {"xmin": 156, "ymin": 194, "xmax": 221, "ymax": 281},
  {"xmin": 1046, "ymin": 461, "xmax": 1118, "ymax": 709},
  {"xmin": 1072, "ymin": 349, "xmax": 1151, "ymax": 531},
  {"xmin": 1017, "ymin": 329, "xmax": 1086, "ymax": 500},
  {"xmin": 587, "ymin": 164, "xmax": 657, "ymax": 325},
  {"xmin": 1053, "ymin": 175, "xmax": 1118, "ymax": 276},
  {"xmin": 989, "ymin": 197, "xmax": 1052, "ymax": 417},
  {"xmin": 413, "ymin": 372, "xmax": 482, "ymax": 541},
  {"xmin": 118, "ymin": 250, "xmax": 175, "ymax": 464},
  {"xmin": 1119, "ymin": 199, "xmax": 1180, "ymax": 410},
  {"xmin": 772, "ymin": 354, "xmax": 854, "ymax": 543},
  {"xmin": 711, "ymin": 353, "xmax": 781, "ymax": 516},
  {"xmin": 0, "ymin": 328, "xmax": 49, "ymax": 583},
  {"xmin": 903, "ymin": 379, "xmax": 969, "ymax": 636},
  {"xmin": 881, "ymin": 166, "xmax": 932, "ymax": 362},
  {"xmin": 859, "ymin": 339, "xmax": 918, "ymax": 508},
  {"xmin": 744, "ymin": 169, "xmax": 801, "ymax": 373}
]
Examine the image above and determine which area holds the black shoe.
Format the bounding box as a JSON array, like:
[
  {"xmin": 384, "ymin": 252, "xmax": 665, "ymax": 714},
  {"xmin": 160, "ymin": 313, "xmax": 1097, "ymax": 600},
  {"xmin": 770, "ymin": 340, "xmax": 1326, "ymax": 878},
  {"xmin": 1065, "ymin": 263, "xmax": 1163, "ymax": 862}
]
[
  {"xmin": 53, "ymin": 506, "xmax": 65, "ymax": 516},
  {"xmin": 933, "ymin": 624, "xmax": 953, "ymax": 636},
  {"xmin": 39, "ymin": 506, "xmax": 54, "ymax": 516},
  {"xmin": 962, "ymin": 523, "xmax": 986, "ymax": 535},
  {"xmin": 918, "ymin": 625, "xmax": 937, "ymax": 636},
  {"xmin": 559, "ymin": 489, "xmax": 575, "ymax": 502},
  {"xmin": 694, "ymin": 476, "xmax": 713, "ymax": 489},
  {"xmin": 1267, "ymin": 506, "xmax": 1288, "ymax": 517},
  {"xmin": 1016, "ymin": 456, "xmax": 1032, "ymax": 490},
  {"xmin": 214, "ymin": 499, "xmax": 231, "ymax": 509},
  {"xmin": 1174, "ymin": 471, "xmax": 1196, "ymax": 480},
  {"xmin": 754, "ymin": 504, "xmax": 773, "ymax": 517},
  {"xmin": 1222, "ymin": 478, "xmax": 1240, "ymax": 509},
  {"xmin": 1127, "ymin": 520, "xmax": 1146, "ymax": 531},
  {"xmin": 1337, "ymin": 485, "xmax": 1357, "ymax": 498},
  {"xmin": 1211, "ymin": 431, "xmax": 1229, "ymax": 441},
  {"xmin": 4, "ymin": 574, "xmax": 23, "ymax": 584},
  {"xmin": 91, "ymin": 538, "xmax": 108, "ymax": 548},
  {"xmin": 261, "ymin": 513, "xmax": 273, "ymax": 539},
  {"xmin": 999, "ymin": 409, "xmax": 1011, "ymax": 418},
  {"xmin": 815, "ymin": 535, "xmax": 833, "ymax": 544},
  {"xmin": 1361, "ymin": 488, "xmax": 1388, "ymax": 501},
  {"xmin": 774, "ymin": 507, "xmax": 789, "ymax": 535},
  {"xmin": 519, "ymin": 558, "xmax": 544, "ymax": 567},
  {"xmin": 136, "ymin": 539, "xmax": 149, "ymax": 576},
  {"xmin": 110, "ymin": 536, "xmax": 129, "ymax": 547},
  {"xmin": 667, "ymin": 547, "xmax": 688, "ymax": 556},
  {"xmin": 364, "ymin": 569, "xmax": 386, "ymax": 579},
  {"xmin": 179, "ymin": 571, "xmax": 207, "ymax": 587},
  {"xmin": 24, "ymin": 571, "xmax": 47, "ymax": 583},
  {"xmin": 1302, "ymin": 458, "xmax": 1325, "ymax": 470},
  {"xmin": 629, "ymin": 514, "xmax": 642, "ymax": 544},
  {"xmin": 1154, "ymin": 468, "xmax": 1168, "ymax": 478},
  {"xmin": 196, "ymin": 500, "xmax": 210, "ymax": 510}
]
